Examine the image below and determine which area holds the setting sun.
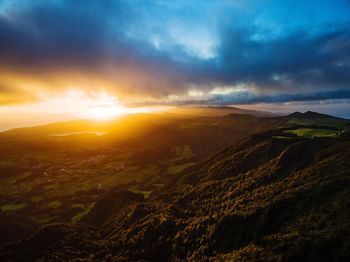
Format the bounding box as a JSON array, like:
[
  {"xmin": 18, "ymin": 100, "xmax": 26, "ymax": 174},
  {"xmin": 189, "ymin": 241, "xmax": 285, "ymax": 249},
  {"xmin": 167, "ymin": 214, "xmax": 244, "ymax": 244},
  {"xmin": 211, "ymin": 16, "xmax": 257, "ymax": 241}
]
[
  {"xmin": 0, "ymin": 89, "xmax": 165, "ymax": 130},
  {"xmin": 75, "ymin": 91, "xmax": 129, "ymax": 120},
  {"xmin": 89, "ymin": 104, "xmax": 128, "ymax": 120},
  {"xmin": 44, "ymin": 89, "xmax": 131, "ymax": 120}
]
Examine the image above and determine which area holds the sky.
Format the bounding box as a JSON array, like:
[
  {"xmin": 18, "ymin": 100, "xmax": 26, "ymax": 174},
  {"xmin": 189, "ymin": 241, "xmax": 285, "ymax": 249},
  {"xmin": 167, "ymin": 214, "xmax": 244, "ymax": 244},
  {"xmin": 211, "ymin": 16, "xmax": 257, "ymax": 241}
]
[{"xmin": 0, "ymin": 0, "xmax": 350, "ymax": 129}]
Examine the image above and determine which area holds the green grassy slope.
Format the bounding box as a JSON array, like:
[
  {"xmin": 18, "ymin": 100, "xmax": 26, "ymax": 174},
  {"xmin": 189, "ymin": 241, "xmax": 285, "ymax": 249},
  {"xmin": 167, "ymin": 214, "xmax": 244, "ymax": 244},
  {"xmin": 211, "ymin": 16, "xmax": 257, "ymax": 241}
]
[
  {"xmin": 2, "ymin": 130, "xmax": 350, "ymax": 261},
  {"xmin": 0, "ymin": 110, "xmax": 349, "ymax": 260},
  {"xmin": 0, "ymin": 111, "xmax": 281, "ymax": 244}
]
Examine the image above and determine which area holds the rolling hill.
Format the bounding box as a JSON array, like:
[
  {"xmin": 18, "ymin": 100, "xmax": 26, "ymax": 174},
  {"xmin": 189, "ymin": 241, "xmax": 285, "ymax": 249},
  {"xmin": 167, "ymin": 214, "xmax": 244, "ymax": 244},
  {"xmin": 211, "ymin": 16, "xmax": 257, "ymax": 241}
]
[
  {"xmin": 2, "ymin": 127, "xmax": 350, "ymax": 261},
  {"xmin": 0, "ymin": 109, "xmax": 349, "ymax": 261}
]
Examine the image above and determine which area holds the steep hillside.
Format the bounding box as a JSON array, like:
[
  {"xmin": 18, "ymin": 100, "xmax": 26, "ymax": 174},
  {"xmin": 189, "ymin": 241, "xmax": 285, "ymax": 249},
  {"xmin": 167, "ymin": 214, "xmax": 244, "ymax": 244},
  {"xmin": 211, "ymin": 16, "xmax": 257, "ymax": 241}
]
[
  {"xmin": 0, "ymin": 111, "xmax": 284, "ymax": 246},
  {"xmin": 285, "ymin": 111, "xmax": 349, "ymax": 127},
  {"xmin": 2, "ymin": 130, "xmax": 350, "ymax": 261}
]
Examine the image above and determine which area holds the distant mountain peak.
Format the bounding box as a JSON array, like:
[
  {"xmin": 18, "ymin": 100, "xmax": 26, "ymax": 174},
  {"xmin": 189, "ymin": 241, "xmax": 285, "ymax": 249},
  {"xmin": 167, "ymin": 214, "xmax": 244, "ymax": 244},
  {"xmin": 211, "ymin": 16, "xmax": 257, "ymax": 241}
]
[
  {"xmin": 287, "ymin": 111, "xmax": 342, "ymax": 120},
  {"xmin": 304, "ymin": 111, "xmax": 327, "ymax": 117},
  {"xmin": 287, "ymin": 111, "xmax": 304, "ymax": 118}
]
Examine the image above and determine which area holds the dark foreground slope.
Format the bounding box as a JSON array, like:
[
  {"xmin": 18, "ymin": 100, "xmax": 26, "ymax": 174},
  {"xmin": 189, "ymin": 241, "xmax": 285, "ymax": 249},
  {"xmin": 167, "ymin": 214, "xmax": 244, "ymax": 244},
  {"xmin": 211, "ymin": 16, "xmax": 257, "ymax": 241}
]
[{"xmin": 2, "ymin": 129, "xmax": 350, "ymax": 261}]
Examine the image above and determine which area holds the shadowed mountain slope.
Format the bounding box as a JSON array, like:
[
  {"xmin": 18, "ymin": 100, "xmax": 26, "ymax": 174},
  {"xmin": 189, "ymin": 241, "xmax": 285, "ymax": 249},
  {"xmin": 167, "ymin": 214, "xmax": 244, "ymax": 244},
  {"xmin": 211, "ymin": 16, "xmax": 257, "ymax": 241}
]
[
  {"xmin": 2, "ymin": 129, "xmax": 350, "ymax": 261},
  {"xmin": 285, "ymin": 111, "xmax": 349, "ymax": 127}
]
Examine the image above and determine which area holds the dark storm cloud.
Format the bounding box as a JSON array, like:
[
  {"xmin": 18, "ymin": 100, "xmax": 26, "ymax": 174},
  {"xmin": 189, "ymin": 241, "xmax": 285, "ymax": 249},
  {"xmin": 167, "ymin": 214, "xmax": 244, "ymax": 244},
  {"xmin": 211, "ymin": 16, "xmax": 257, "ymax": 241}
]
[
  {"xmin": 0, "ymin": 0, "xmax": 131, "ymax": 68},
  {"xmin": 209, "ymin": 26, "xmax": 350, "ymax": 90},
  {"xmin": 0, "ymin": 0, "xmax": 349, "ymax": 104},
  {"xmin": 0, "ymin": 0, "xmax": 213, "ymax": 97},
  {"xmin": 209, "ymin": 89, "xmax": 350, "ymax": 105}
]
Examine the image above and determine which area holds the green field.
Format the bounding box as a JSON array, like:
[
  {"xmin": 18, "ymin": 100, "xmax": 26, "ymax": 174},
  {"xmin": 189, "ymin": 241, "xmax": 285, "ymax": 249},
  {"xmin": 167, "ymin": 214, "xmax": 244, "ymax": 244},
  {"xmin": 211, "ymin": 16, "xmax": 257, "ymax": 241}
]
[
  {"xmin": 0, "ymin": 203, "xmax": 26, "ymax": 212},
  {"xmin": 166, "ymin": 162, "xmax": 196, "ymax": 174},
  {"xmin": 48, "ymin": 200, "xmax": 62, "ymax": 208},
  {"xmin": 129, "ymin": 188, "xmax": 153, "ymax": 198},
  {"xmin": 173, "ymin": 145, "xmax": 195, "ymax": 160},
  {"xmin": 284, "ymin": 128, "xmax": 338, "ymax": 138},
  {"xmin": 71, "ymin": 203, "xmax": 95, "ymax": 223}
]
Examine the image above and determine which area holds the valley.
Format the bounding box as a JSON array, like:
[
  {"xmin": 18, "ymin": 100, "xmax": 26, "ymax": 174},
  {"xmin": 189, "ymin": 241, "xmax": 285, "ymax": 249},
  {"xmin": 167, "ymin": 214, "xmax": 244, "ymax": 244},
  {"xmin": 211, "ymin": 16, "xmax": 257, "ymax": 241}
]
[{"xmin": 0, "ymin": 108, "xmax": 349, "ymax": 260}]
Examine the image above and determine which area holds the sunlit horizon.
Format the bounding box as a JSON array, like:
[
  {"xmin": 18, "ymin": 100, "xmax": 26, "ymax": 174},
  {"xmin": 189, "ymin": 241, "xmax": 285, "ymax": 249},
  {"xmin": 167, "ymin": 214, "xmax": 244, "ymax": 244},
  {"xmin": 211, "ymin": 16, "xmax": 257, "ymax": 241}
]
[
  {"xmin": 1, "ymin": 87, "xmax": 350, "ymax": 131},
  {"xmin": 0, "ymin": 89, "xmax": 172, "ymax": 131}
]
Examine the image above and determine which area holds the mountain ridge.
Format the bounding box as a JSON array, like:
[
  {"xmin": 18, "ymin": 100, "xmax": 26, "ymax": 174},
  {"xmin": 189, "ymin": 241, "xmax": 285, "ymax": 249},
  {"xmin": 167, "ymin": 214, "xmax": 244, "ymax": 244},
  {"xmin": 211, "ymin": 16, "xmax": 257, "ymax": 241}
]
[
  {"xmin": 287, "ymin": 110, "xmax": 348, "ymax": 120},
  {"xmin": 2, "ymin": 128, "xmax": 350, "ymax": 261}
]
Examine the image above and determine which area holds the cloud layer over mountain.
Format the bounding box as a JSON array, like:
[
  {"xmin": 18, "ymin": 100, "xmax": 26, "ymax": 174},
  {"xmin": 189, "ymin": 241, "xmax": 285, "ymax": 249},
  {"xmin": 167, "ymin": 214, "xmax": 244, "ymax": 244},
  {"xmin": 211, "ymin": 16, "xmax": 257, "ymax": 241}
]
[{"xmin": 0, "ymin": 0, "xmax": 349, "ymax": 105}]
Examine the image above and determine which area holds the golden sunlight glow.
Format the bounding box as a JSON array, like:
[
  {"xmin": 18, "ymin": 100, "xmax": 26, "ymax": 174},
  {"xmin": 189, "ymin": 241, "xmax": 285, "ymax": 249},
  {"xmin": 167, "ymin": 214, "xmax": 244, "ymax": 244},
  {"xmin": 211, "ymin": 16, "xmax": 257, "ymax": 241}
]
[
  {"xmin": 49, "ymin": 89, "xmax": 165, "ymax": 120},
  {"xmin": 0, "ymin": 89, "xmax": 171, "ymax": 130},
  {"xmin": 25, "ymin": 89, "xmax": 129, "ymax": 120},
  {"xmin": 79, "ymin": 92, "xmax": 129, "ymax": 120},
  {"xmin": 89, "ymin": 104, "xmax": 128, "ymax": 120}
]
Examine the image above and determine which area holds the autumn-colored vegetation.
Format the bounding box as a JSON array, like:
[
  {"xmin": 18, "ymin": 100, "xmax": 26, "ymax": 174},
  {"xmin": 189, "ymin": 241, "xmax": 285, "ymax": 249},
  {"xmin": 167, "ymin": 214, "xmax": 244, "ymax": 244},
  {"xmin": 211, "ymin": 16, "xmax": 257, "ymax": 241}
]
[{"xmin": 0, "ymin": 110, "xmax": 349, "ymax": 261}]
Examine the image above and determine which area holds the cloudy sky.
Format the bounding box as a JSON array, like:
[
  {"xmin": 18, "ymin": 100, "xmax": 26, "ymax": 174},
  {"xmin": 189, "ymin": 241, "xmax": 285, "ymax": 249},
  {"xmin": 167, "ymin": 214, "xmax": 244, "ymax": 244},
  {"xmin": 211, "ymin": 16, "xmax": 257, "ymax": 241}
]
[{"xmin": 0, "ymin": 0, "xmax": 350, "ymax": 129}]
